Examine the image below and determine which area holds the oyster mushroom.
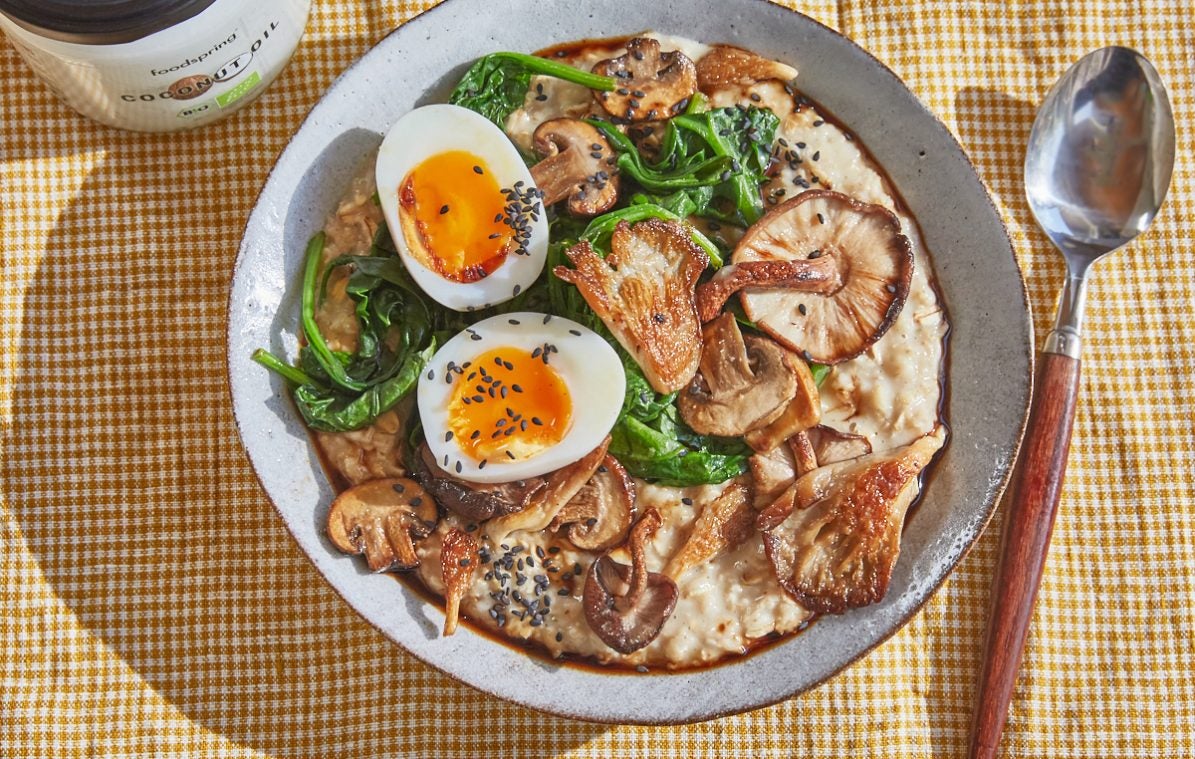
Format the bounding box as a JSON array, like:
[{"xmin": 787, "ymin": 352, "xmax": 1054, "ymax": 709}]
[
  {"xmin": 484, "ymin": 436, "xmax": 610, "ymax": 546},
  {"xmin": 326, "ymin": 478, "xmax": 438, "ymax": 572},
  {"xmin": 592, "ymin": 37, "xmax": 697, "ymax": 122},
  {"xmin": 529, "ymin": 118, "xmax": 620, "ymax": 216},
  {"xmin": 583, "ymin": 508, "xmax": 678, "ymax": 654},
  {"xmin": 763, "ymin": 426, "xmax": 945, "ymax": 614},
  {"xmin": 555, "ymin": 219, "xmax": 708, "ymax": 394},
  {"xmin": 757, "ymin": 425, "xmax": 875, "ymax": 530},
  {"xmin": 549, "ymin": 454, "xmax": 636, "ymax": 551},
  {"xmin": 733, "ymin": 190, "xmax": 914, "ymax": 364},
  {"xmin": 677, "ymin": 313, "xmax": 799, "ymax": 437},
  {"xmin": 663, "ymin": 481, "xmax": 753, "ymax": 582},
  {"xmin": 414, "ymin": 442, "xmax": 545, "ymax": 522},
  {"xmin": 695, "ymin": 44, "xmax": 799, "ymax": 91},
  {"xmin": 807, "ymin": 424, "xmax": 872, "ymax": 465}
]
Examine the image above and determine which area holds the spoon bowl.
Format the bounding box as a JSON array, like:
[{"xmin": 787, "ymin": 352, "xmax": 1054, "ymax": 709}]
[
  {"xmin": 1025, "ymin": 46, "xmax": 1175, "ymax": 260},
  {"xmin": 970, "ymin": 47, "xmax": 1174, "ymax": 759}
]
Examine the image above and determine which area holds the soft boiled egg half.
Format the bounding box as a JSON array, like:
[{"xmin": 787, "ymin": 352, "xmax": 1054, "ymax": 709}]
[
  {"xmin": 418, "ymin": 313, "xmax": 625, "ymax": 484},
  {"xmin": 375, "ymin": 104, "xmax": 549, "ymax": 312}
]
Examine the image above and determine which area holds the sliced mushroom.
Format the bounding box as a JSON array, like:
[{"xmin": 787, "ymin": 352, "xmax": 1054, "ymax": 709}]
[
  {"xmin": 555, "ymin": 219, "xmax": 708, "ymax": 394},
  {"xmin": 414, "ymin": 442, "xmax": 545, "ymax": 522},
  {"xmin": 749, "ymin": 444, "xmax": 797, "ymax": 508},
  {"xmin": 807, "ymin": 425, "xmax": 873, "ymax": 464},
  {"xmin": 788, "ymin": 431, "xmax": 819, "ymax": 475},
  {"xmin": 694, "ymin": 257, "xmax": 839, "ymax": 323},
  {"xmin": 763, "ymin": 426, "xmax": 945, "ymax": 614},
  {"xmin": 550, "ymin": 454, "xmax": 636, "ymax": 551},
  {"xmin": 529, "ymin": 118, "xmax": 620, "ymax": 216},
  {"xmin": 677, "ymin": 313, "xmax": 798, "ymax": 437},
  {"xmin": 440, "ymin": 528, "xmax": 478, "ymax": 636},
  {"xmin": 695, "ymin": 44, "xmax": 798, "ymax": 91},
  {"xmin": 663, "ymin": 481, "xmax": 753, "ymax": 582},
  {"xmin": 484, "ymin": 436, "xmax": 610, "ymax": 546},
  {"xmin": 592, "ymin": 38, "xmax": 697, "ymax": 122},
  {"xmin": 326, "ymin": 478, "xmax": 438, "ymax": 572},
  {"xmin": 743, "ymin": 355, "xmax": 821, "ymax": 453},
  {"xmin": 733, "ymin": 190, "xmax": 914, "ymax": 364},
  {"xmin": 583, "ymin": 508, "xmax": 678, "ymax": 654}
]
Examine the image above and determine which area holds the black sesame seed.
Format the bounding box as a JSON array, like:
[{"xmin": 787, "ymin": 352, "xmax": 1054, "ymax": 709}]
[
  {"xmin": 555, "ymin": 632, "xmax": 564, "ymax": 642},
  {"xmin": 886, "ymin": 283, "xmax": 898, "ymax": 293},
  {"xmin": 512, "ymin": 384, "xmax": 523, "ymax": 393},
  {"xmin": 808, "ymin": 249, "xmax": 823, "ymax": 259},
  {"xmin": 681, "ymin": 497, "xmax": 693, "ymax": 505},
  {"xmin": 798, "ymin": 303, "xmax": 808, "ymax": 316},
  {"xmin": 636, "ymin": 665, "xmax": 649, "ymax": 673},
  {"xmin": 473, "ymin": 165, "xmax": 484, "ymax": 174},
  {"xmin": 455, "ymin": 461, "xmax": 463, "ymax": 473},
  {"xmin": 812, "ymin": 120, "xmax": 824, "ymax": 127},
  {"xmin": 749, "ymin": 92, "xmax": 762, "ymax": 102},
  {"xmin": 812, "ymin": 150, "xmax": 820, "ymax": 162},
  {"xmin": 536, "ymin": 94, "xmax": 548, "ymax": 101},
  {"xmin": 393, "ymin": 483, "xmax": 406, "ymax": 494},
  {"xmin": 459, "ymin": 558, "xmax": 471, "ymax": 567},
  {"xmin": 445, "ymin": 431, "xmax": 454, "ymax": 442},
  {"xmin": 817, "ymin": 213, "xmax": 826, "ymax": 225},
  {"xmin": 507, "ymin": 451, "xmax": 516, "ymax": 460},
  {"xmin": 439, "ymin": 204, "xmax": 449, "ymax": 215},
  {"xmin": 513, "ymin": 284, "xmax": 522, "ymax": 296},
  {"xmin": 478, "ymin": 459, "xmax": 487, "ymax": 469}
]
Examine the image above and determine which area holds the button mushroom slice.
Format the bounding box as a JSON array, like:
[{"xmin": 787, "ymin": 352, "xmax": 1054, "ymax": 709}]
[
  {"xmin": 440, "ymin": 528, "xmax": 478, "ymax": 636},
  {"xmin": 758, "ymin": 424, "xmax": 859, "ymax": 530},
  {"xmin": 695, "ymin": 44, "xmax": 798, "ymax": 91},
  {"xmin": 483, "ymin": 436, "xmax": 610, "ymax": 546},
  {"xmin": 529, "ymin": 118, "xmax": 620, "ymax": 216},
  {"xmin": 414, "ymin": 442, "xmax": 545, "ymax": 522},
  {"xmin": 677, "ymin": 313, "xmax": 799, "ymax": 437},
  {"xmin": 762, "ymin": 426, "xmax": 946, "ymax": 614},
  {"xmin": 583, "ymin": 508, "xmax": 678, "ymax": 654},
  {"xmin": 549, "ymin": 454, "xmax": 636, "ymax": 552},
  {"xmin": 694, "ymin": 257, "xmax": 840, "ymax": 323},
  {"xmin": 555, "ymin": 219, "xmax": 708, "ymax": 394},
  {"xmin": 733, "ymin": 190, "xmax": 914, "ymax": 364},
  {"xmin": 591, "ymin": 37, "xmax": 698, "ymax": 122},
  {"xmin": 663, "ymin": 480, "xmax": 753, "ymax": 582},
  {"xmin": 743, "ymin": 354, "xmax": 821, "ymax": 453},
  {"xmin": 326, "ymin": 478, "xmax": 438, "ymax": 572}
]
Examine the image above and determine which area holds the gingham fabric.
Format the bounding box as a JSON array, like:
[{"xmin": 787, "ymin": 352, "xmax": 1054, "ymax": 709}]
[{"xmin": 2, "ymin": 1, "xmax": 1192, "ymax": 756}]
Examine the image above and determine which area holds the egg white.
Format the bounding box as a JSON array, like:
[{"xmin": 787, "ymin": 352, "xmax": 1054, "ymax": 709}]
[
  {"xmin": 417, "ymin": 312, "xmax": 625, "ymax": 484},
  {"xmin": 375, "ymin": 104, "xmax": 549, "ymax": 312}
]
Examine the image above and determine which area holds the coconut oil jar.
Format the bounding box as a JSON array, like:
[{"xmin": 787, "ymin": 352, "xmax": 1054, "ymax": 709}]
[{"xmin": 0, "ymin": 0, "xmax": 311, "ymax": 131}]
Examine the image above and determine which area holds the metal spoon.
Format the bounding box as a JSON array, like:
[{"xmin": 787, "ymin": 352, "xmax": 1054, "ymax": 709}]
[{"xmin": 969, "ymin": 47, "xmax": 1174, "ymax": 758}]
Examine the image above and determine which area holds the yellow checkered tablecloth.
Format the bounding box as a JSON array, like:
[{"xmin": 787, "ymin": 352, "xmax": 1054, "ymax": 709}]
[{"xmin": 2, "ymin": 0, "xmax": 1192, "ymax": 756}]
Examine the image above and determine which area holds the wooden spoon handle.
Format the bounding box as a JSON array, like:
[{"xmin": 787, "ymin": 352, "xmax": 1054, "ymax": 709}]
[{"xmin": 969, "ymin": 351, "xmax": 1081, "ymax": 759}]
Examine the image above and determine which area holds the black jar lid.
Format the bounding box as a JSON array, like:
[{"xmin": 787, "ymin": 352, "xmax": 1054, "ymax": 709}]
[{"xmin": 0, "ymin": 0, "xmax": 221, "ymax": 45}]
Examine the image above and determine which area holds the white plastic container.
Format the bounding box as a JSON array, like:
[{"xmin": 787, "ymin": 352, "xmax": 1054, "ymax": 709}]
[{"xmin": 0, "ymin": 0, "xmax": 311, "ymax": 132}]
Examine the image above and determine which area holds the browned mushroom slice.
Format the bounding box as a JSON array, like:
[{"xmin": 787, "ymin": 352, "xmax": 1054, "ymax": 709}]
[
  {"xmin": 414, "ymin": 442, "xmax": 545, "ymax": 522},
  {"xmin": 788, "ymin": 431, "xmax": 819, "ymax": 475},
  {"xmin": 807, "ymin": 425, "xmax": 873, "ymax": 464},
  {"xmin": 677, "ymin": 313, "xmax": 798, "ymax": 437},
  {"xmin": 583, "ymin": 508, "xmax": 678, "ymax": 654},
  {"xmin": 763, "ymin": 427, "xmax": 945, "ymax": 614},
  {"xmin": 555, "ymin": 219, "xmax": 708, "ymax": 394},
  {"xmin": 592, "ymin": 38, "xmax": 697, "ymax": 122},
  {"xmin": 326, "ymin": 478, "xmax": 438, "ymax": 572},
  {"xmin": 749, "ymin": 445, "xmax": 796, "ymax": 508},
  {"xmin": 734, "ymin": 190, "xmax": 914, "ymax": 364},
  {"xmin": 529, "ymin": 119, "xmax": 620, "ymax": 216},
  {"xmin": 550, "ymin": 455, "xmax": 636, "ymax": 551},
  {"xmin": 744, "ymin": 355, "xmax": 821, "ymax": 453},
  {"xmin": 695, "ymin": 44, "xmax": 798, "ymax": 91},
  {"xmin": 440, "ymin": 528, "xmax": 478, "ymax": 636},
  {"xmin": 484, "ymin": 436, "xmax": 610, "ymax": 546},
  {"xmin": 663, "ymin": 481, "xmax": 753, "ymax": 582},
  {"xmin": 694, "ymin": 257, "xmax": 839, "ymax": 323}
]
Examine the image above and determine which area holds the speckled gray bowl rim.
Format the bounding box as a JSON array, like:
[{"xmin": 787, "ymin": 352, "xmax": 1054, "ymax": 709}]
[{"xmin": 226, "ymin": 0, "xmax": 1032, "ymax": 725}]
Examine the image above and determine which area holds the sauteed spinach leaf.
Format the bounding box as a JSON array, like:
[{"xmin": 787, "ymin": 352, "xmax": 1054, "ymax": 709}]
[
  {"xmin": 589, "ymin": 95, "xmax": 780, "ymax": 227},
  {"xmin": 449, "ymin": 52, "xmax": 616, "ymax": 128}
]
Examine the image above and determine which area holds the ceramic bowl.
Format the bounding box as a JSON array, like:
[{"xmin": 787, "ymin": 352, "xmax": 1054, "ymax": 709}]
[{"xmin": 227, "ymin": 0, "xmax": 1031, "ymax": 724}]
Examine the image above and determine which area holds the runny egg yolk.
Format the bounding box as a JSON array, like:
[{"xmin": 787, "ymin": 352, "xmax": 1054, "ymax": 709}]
[
  {"xmin": 447, "ymin": 346, "xmax": 572, "ymax": 464},
  {"xmin": 398, "ymin": 150, "xmax": 513, "ymax": 283}
]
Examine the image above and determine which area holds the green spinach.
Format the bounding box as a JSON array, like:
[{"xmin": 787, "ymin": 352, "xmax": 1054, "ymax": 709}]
[{"xmin": 449, "ymin": 52, "xmax": 616, "ymax": 128}]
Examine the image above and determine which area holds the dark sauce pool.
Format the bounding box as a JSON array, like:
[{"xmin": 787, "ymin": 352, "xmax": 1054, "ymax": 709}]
[{"xmin": 310, "ymin": 33, "xmax": 952, "ymax": 675}]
